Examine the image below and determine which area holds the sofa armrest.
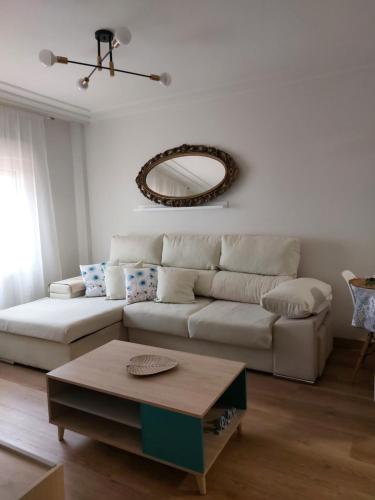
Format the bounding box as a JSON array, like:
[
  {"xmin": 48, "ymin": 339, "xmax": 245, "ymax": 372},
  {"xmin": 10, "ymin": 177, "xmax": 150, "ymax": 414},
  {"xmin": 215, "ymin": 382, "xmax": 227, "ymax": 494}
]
[
  {"xmin": 272, "ymin": 308, "xmax": 332, "ymax": 382},
  {"xmin": 261, "ymin": 277, "xmax": 332, "ymax": 319},
  {"xmin": 49, "ymin": 276, "xmax": 85, "ymax": 299}
]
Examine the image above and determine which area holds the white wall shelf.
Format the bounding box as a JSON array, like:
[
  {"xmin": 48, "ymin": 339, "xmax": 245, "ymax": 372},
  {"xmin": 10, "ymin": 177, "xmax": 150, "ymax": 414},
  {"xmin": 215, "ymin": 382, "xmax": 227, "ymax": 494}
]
[{"xmin": 133, "ymin": 201, "xmax": 228, "ymax": 212}]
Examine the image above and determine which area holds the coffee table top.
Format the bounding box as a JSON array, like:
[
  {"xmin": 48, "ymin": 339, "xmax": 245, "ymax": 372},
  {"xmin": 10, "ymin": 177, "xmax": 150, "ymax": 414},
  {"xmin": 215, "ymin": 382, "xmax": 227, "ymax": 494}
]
[{"xmin": 47, "ymin": 341, "xmax": 246, "ymax": 417}]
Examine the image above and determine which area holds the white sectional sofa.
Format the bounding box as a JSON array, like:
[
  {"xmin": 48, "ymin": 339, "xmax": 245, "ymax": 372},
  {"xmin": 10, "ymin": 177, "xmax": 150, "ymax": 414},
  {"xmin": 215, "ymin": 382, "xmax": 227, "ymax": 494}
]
[{"xmin": 0, "ymin": 233, "xmax": 332, "ymax": 383}]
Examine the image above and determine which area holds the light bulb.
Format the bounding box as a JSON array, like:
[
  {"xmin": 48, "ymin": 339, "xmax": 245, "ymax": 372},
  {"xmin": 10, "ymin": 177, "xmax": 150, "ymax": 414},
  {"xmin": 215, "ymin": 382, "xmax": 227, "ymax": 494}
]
[
  {"xmin": 77, "ymin": 77, "xmax": 89, "ymax": 91},
  {"xmin": 39, "ymin": 49, "xmax": 57, "ymax": 67},
  {"xmin": 113, "ymin": 26, "xmax": 132, "ymax": 46},
  {"xmin": 159, "ymin": 72, "xmax": 172, "ymax": 87}
]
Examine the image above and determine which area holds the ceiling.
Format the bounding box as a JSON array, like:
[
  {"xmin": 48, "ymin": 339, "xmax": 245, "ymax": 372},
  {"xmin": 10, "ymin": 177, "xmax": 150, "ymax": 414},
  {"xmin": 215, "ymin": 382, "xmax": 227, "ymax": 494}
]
[{"xmin": 1, "ymin": 0, "xmax": 375, "ymax": 116}]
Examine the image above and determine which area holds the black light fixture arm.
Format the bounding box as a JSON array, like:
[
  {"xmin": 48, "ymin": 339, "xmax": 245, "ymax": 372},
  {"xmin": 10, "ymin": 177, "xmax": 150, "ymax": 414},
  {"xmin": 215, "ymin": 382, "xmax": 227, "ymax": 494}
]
[
  {"xmin": 90, "ymin": 45, "xmax": 115, "ymax": 79},
  {"xmin": 97, "ymin": 38, "xmax": 102, "ymax": 70},
  {"xmin": 65, "ymin": 59, "xmax": 160, "ymax": 80}
]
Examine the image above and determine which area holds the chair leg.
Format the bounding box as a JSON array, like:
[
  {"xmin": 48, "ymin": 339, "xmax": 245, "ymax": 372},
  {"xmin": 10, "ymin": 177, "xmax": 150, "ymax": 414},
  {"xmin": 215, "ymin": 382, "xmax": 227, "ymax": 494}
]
[
  {"xmin": 364, "ymin": 333, "xmax": 375, "ymax": 359},
  {"xmin": 352, "ymin": 332, "xmax": 372, "ymax": 383}
]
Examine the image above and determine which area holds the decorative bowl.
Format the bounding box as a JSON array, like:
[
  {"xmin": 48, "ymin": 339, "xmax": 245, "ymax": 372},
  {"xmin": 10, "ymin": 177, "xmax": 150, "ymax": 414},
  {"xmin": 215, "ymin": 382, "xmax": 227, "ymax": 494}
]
[{"xmin": 126, "ymin": 354, "xmax": 178, "ymax": 376}]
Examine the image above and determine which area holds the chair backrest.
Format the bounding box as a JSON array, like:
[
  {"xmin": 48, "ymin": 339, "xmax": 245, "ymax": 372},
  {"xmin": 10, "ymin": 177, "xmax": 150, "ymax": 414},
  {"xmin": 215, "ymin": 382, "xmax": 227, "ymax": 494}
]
[{"xmin": 342, "ymin": 270, "xmax": 356, "ymax": 306}]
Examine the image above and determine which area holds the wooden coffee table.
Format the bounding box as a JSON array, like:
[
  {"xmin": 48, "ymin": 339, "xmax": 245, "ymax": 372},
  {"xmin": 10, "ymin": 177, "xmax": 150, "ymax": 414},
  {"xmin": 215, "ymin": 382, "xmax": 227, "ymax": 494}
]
[{"xmin": 47, "ymin": 341, "xmax": 247, "ymax": 495}]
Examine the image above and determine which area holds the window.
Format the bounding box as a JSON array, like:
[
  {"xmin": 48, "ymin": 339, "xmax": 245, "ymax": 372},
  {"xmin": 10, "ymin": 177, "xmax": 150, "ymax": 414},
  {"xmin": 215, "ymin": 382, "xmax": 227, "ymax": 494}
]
[{"xmin": 0, "ymin": 105, "xmax": 61, "ymax": 308}]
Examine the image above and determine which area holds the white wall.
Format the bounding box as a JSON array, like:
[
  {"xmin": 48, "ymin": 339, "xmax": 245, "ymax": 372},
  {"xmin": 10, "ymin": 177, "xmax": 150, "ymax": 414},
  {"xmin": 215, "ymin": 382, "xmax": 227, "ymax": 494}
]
[
  {"xmin": 46, "ymin": 119, "xmax": 80, "ymax": 278},
  {"xmin": 85, "ymin": 67, "xmax": 375, "ymax": 338}
]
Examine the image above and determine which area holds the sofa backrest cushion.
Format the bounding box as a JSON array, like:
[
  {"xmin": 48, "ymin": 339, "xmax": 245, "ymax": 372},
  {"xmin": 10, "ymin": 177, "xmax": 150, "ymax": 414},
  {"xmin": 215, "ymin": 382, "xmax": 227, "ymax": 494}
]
[
  {"xmin": 220, "ymin": 235, "xmax": 300, "ymax": 277},
  {"xmin": 110, "ymin": 235, "xmax": 163, "ymax": 265},
  {"xmin": 162, "ymin": 234, "xmax": 221, "ymax": 270},
  {"xmin": 211, "ymin": 271, "xmax": 291, "ymax": 304}
]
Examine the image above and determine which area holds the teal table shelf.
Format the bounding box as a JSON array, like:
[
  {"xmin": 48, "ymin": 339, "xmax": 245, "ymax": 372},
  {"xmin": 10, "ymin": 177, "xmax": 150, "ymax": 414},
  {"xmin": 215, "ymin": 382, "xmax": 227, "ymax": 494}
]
[{"xmin": 141, "ymin": 369, "xmax": 247, "ymax": 483}]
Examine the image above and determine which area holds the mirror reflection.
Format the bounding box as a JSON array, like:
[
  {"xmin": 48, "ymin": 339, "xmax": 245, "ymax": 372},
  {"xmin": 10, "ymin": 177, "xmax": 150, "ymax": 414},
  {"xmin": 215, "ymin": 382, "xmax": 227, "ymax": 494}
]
[{"xmin": 146, "ymin": 155, "xmax": 226, "ymax": 198}]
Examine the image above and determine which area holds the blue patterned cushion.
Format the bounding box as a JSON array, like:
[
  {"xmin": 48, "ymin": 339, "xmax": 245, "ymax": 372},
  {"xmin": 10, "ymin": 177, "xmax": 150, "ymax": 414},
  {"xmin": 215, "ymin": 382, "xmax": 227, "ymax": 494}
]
[
  {"xmin": 125, "ymin": 267, "xmax": 158, "ymax": 305},
  {"xmin": 80, "ymin": 262, "xmax": 107, "ymax": 297}
]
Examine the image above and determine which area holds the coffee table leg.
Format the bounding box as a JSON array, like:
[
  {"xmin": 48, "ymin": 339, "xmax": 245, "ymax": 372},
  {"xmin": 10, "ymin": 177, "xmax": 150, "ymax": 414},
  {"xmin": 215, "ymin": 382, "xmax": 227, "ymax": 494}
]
[
  {"xmin": 58, "ymin": 426, "xmax": 65, "ymax": 441},
  {"xmin": 237, "ymin": 422, "xmax": 243, "ymax": 435},
  {"xmin": 195, "ymin": 474, "xmax": 206, "ymax": 495}
]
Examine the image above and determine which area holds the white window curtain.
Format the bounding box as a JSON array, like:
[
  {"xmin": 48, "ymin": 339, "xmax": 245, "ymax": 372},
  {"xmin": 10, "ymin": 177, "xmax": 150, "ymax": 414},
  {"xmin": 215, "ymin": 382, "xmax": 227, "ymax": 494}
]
[{"xmin": 0, "ymin": 104, "xmax": 62, "ymax": 309}]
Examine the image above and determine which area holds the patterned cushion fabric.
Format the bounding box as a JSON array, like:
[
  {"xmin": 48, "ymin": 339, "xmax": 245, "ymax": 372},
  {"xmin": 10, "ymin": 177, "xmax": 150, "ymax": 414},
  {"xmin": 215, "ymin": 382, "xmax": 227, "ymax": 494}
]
[
  {"xmin": 80, "ymin": 262, "xmax": 107, "ymax": 297},
  {"xmin": 125, "ymin": 267, "xmax": 158, "ymax": 305}
]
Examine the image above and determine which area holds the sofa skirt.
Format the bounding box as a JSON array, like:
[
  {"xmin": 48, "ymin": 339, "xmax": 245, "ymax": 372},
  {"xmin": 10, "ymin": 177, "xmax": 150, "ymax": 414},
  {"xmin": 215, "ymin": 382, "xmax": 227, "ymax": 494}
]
[
  {"xmin": 127, "ymin": 308, "xmax": 332, "ymax": 383},
  {"xmin": 127, "ymin": 327, "xmax": 274, "ymax": 373}
]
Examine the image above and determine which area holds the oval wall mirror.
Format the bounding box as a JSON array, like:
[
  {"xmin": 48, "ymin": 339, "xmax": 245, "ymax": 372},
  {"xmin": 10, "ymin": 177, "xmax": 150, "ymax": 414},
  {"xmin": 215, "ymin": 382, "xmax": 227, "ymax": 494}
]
[{"xmin": 136, "ymin": 144, "xmax": 239, "ymax": 206}]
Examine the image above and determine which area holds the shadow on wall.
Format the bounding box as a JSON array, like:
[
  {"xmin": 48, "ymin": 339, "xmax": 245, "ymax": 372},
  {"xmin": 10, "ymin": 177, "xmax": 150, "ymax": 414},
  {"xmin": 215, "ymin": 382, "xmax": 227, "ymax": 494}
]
[
  {"xmin": 310, "ymin": 287, "xmax": 327, "ymax": 306},
  {"xmin": 298, "ymin": 237, "xmax": 364, "ymax": 339}
]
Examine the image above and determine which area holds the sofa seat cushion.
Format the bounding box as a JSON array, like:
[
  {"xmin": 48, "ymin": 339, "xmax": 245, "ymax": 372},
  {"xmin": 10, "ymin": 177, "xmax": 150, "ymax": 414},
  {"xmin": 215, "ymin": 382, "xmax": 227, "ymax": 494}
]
[
  {"xmin": 0, "ymin": 297, "xmax": 126, "ymax": 344},
  {"xmin": 188, "ymin": 300, "xmax": 278, "ymax": 350},
  {"xmin": 123, "ymin": 297, "xmax": 212, "ymax": 337}
]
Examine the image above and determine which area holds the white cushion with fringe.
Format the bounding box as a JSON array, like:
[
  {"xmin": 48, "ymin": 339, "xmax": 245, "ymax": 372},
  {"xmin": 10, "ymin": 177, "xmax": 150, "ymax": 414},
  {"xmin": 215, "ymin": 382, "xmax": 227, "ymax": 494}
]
[
  {"xmin": 156, "ymin": 267, "xmax": 198, "ymax": 304},
  {"xmin": 105, "ymin": 260, "xmax": 143, "ymax": 300},
  {"xmin": 161, "ymin": 267, "xmax": 217, "ymax": 297}
]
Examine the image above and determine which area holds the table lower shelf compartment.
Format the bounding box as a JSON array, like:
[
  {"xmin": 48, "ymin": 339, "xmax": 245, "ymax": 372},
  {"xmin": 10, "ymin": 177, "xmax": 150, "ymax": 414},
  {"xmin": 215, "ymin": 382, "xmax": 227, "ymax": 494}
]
[
  {"xmin": 204, "ymin": 408, "xmax": 244, "ymax": 472},
  {"xmin": 51, "ymin": 408, "xmax": 142, "ymax": 456},
  {"xmin": 49, "ymin": 383, "xmax": 141, "ymax": 429},
  {"xmin": 51, "ymin": 404, "xmax": 244, "ymax": 475}
]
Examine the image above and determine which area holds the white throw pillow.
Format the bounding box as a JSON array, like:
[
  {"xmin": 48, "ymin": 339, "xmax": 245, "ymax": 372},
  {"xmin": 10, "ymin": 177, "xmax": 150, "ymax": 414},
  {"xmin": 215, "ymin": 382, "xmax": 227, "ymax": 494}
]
[
  {"xmin": 160, "ymin": 267, "xmax": 217, "ymax": 297},
  {"xmin": 156, "ymin": 267, "xmax": 198, "ymax": 304},
  {"xmin": 105, "ymin": 261, "xmax": 142, "ymax": 300},
  {"xmin": 261, "ymin": 278, "xmax": 332, "ymax": 318}
]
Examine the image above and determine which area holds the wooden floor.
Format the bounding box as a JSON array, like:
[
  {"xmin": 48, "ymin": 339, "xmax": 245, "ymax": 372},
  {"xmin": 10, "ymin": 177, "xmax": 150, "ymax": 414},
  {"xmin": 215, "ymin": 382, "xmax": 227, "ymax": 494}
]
[{"xmin": 1, "ymin": 340, "xmax": 375, "ymax": 500}]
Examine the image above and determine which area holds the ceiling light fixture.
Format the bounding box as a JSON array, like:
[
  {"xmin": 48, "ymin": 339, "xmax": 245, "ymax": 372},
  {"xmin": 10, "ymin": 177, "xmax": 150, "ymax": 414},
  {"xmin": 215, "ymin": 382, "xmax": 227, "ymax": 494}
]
[{"xmin": 39, "ymin": 28, "xmax": 171, "ymax": 91}]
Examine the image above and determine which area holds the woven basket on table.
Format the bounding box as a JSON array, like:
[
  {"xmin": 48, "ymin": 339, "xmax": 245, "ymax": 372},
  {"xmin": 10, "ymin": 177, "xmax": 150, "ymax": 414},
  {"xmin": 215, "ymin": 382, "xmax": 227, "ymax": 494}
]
[{"xmin": 126, "ymin": 354, "xmax": 178, "ymax": 376}]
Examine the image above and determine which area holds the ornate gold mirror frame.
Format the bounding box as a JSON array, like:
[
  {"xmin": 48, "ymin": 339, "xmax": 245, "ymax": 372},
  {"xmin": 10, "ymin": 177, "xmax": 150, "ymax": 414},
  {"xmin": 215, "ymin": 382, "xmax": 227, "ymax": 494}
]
[{"xmin": 135, "ymin": 144, "xmax": 239, "ymax": 207}]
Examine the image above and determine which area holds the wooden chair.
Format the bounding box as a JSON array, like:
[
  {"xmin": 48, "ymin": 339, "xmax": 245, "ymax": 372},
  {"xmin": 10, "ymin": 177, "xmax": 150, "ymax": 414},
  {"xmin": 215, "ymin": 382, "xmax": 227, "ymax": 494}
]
[{"xmin": 341, "ymin": 270, "xmax": 375, "ymax": 381}]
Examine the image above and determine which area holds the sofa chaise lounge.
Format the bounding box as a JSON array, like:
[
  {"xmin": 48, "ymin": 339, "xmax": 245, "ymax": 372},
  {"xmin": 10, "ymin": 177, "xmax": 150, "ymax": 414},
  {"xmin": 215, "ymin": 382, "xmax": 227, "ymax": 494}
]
[{"xmin": 0, "ymin": 233, "xmax": 332, "ymax": 383}]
